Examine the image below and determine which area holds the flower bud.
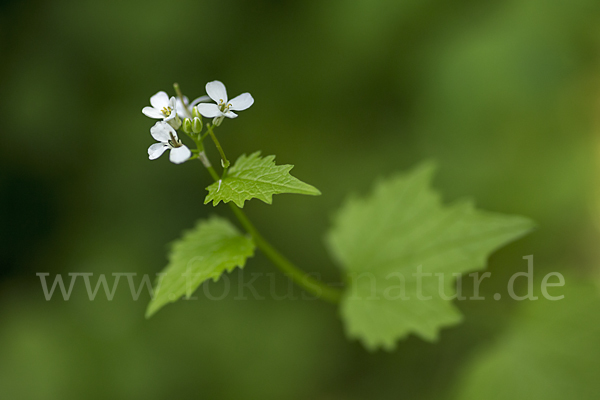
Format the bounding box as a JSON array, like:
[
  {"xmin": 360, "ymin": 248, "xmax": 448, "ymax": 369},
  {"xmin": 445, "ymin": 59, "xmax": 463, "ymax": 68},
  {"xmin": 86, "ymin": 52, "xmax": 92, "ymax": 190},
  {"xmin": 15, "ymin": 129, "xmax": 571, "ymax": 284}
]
[
  {"xmin": 182, "ymin": 118, "xmax": 192, "ymax": 134},
  {"xmin": 192, "ymin": 117, "xmax": 203, "ymax": 134},
  {"xmin": 192, "ymin": 106, "xmax": 202, "ymax": 119}
]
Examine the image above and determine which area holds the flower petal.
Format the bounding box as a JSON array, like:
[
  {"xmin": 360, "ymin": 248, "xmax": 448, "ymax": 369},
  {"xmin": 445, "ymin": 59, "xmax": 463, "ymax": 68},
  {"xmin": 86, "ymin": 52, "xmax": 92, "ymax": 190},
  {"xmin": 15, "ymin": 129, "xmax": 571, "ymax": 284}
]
[
  {"xmin": 148, "ymin": 143, "xmax": 168, "ymax": 160},
  {"xmin": 142, "ymin": 106, "xmax": 164, "ymax": 119},
  {"xmin": 150, "ymin": 121, "xmax": 175, "ymax": 142},
  {"xmin": 196, "ymin": 103, "xmax": 223, "ymax": 118},
  {"xmin": 164, "ymin": 112, "xmax": 176, "ymax": 122},
  {"xmin": 150, "ymin": 91, "xmax": 170, "ymax": 109},
  {"xmin": 228, "ymin": 93, "xmax": 254, "ymax": 111},
  {"xmin": 176, "ymin": 96, "xmax": 191, "ymax": 118},
  {"xmin": 169, "ymin": 145, "xmax": 191, "ymax": 164},
  {"xmin": 190, "ymin": 95, "xmax": 211, "ymax": 108},
  {"xmin": 224, "ymin": 110, "xmax": 238, "ymax": 119},
  {"xmin": 206, "ymin": 81, "xmax": 228, "ymax": 103}
]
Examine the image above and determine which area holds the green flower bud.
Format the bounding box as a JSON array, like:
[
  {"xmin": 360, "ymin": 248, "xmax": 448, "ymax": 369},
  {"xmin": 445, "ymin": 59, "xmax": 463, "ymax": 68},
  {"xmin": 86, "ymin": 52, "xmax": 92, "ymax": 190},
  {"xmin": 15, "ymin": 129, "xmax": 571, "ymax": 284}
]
[
  {"xmin": 192, "ymin": 117, "xmax": 203, "ymax": 134},
  {"xmin": 192, "ymin": 106, "xmax": 202, "ymax": 119},
  {"xmin": 182, "ymin": 118, "xmax": 192, "ymax": 134}
]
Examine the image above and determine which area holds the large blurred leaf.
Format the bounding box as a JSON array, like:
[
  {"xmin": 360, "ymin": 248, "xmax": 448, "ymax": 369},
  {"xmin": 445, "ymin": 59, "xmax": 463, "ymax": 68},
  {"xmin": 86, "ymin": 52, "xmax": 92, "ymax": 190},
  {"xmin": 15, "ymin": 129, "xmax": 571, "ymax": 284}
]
[
  {"xmin": 146, "ymin": 216, "xmax": 255, "ymax": 317},
  {"xmin": 204, "ymin": 152, "xmax": 321, "ymax": 208},
  {"xmin": 453, "ymin": 280, "xmax": 600, "ymax": 400},
  {"xmin": 327, "ymin": 163, "xmax": 534, "ymax": 350}
]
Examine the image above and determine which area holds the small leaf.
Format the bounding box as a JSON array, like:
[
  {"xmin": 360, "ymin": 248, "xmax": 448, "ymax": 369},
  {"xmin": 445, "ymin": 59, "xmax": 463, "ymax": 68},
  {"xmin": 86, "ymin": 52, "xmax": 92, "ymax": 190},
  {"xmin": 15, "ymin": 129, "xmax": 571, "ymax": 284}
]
[
  {"xmin": 146, "ymin": 216, "xmax": 255, "ymax": 318},
  {"xmin": 204, "ymin": 151, "xmax": 321, "ymax": 207},
  {"xmin": 327, "ymin": 162, "xmax": 535, "ymax": 350}
]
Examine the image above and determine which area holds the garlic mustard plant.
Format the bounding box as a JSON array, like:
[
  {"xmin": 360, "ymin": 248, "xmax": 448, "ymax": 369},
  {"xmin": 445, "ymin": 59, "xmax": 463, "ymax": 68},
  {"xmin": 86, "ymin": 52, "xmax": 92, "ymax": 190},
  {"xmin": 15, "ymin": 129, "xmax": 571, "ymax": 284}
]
[{"xmin": 141, "ymin": 82, "xmax": 534, "ymax": 352}]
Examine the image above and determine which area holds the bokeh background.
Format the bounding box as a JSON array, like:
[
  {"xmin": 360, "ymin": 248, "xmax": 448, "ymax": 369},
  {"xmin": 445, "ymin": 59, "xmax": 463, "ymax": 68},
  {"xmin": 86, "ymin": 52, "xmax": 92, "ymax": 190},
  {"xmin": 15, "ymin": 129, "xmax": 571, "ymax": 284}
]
[{"xmin": 1, "ymin": 0, "xmax": 600, "ymax": 398}]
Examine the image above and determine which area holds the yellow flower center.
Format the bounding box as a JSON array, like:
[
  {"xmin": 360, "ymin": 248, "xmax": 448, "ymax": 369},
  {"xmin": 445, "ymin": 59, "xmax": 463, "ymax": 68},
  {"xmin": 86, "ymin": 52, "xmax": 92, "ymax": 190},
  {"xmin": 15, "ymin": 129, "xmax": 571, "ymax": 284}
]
[{"xmin": 218, "ymin": 99, "xmax": 232, "ymax": 113}]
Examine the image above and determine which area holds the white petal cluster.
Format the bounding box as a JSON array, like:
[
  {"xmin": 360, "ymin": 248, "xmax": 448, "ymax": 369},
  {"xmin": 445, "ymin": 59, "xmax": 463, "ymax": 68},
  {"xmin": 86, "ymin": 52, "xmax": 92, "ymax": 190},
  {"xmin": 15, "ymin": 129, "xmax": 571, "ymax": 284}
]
[
  {"xmin": 141, "ymin": 81, "xmax": 253, "ymax": 165},
  {"xmin": 147, "ymin": 122, "xmax": 191, "ymax": 164},
  {"xmin": 196, "ymin": 81, "xmax": 254, "ymax": 124}
]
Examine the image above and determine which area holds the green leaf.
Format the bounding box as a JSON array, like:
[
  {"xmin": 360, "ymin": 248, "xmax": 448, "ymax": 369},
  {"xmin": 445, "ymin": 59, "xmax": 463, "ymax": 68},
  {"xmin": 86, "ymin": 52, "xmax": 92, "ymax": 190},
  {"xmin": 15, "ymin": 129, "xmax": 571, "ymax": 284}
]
[
  {"xmin": 454, "ymin": 280, "xmax": 600, "ymax": 400},
  {"xmin": 204, "ymin": 151, "xmax": 321, "ymax": 208},
  {"xmin": 327, "ymin": 163, "xmax": 534, "ymax": 350},
  {"xmin": 146, "ymin": 216, "xmax": 255, "ymax": 318}
]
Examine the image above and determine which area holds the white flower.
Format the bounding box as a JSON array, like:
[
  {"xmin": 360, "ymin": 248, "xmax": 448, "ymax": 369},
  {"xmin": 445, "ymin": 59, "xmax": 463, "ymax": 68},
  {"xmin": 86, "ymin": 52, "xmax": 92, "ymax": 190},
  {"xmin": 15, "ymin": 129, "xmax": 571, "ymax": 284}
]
[
  {"xmin": 142, "ymin": 91, "xmax": 181, "ymax": 129},
  {"xmin": 147, "ymin": 121, "xmax": 191, "ymax": 164},
  {"xmin": 176, "ymin": 95, "xmax": 211, "ymax": 119},
  {"xmin": 196, "ymin": 80, "xmax": 254, "ymax": 123}
]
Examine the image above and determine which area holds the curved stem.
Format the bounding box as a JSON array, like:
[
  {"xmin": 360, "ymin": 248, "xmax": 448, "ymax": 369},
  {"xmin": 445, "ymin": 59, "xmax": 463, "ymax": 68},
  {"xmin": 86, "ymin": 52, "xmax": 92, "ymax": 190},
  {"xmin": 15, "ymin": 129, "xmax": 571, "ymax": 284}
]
[
  {"xmin": 174, "ymin": 85, "xmax": 336, "ymax": 300},
  {"xmin": 191, "ymin": 112, "xmax": 342, "ymax": 303},
  {"xmin": 205, "ymin": 165, "xmax": 221, "ymax": 181},
  {"xmin": 227, "ymin": 203, "xmax": 342, "ymax": 304},
  {"xmin": 206, "ymin": 124, "xmax": 230, "ymax": 170},
  {"xmin": 199, "ymin": 151, "xmax": 342, "ymax": 303}
]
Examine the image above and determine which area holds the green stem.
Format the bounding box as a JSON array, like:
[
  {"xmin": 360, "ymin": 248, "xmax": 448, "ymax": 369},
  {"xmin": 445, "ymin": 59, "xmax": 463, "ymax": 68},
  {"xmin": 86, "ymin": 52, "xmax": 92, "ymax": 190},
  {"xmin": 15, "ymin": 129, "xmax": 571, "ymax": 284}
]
[
  {"xmin": 205, "ymin": 165, "xmax": 221, "ymax": 182},
  {"xmin": 227, "ymin": 203, "xmax": 342, "ymax": 304},
  {"xmin": 206, "ymin": 124, "xmax": 230, "ymax": 170},
  {"xmin": 194, "ymin": 118, "xmax": 342, "ymax": 303}
]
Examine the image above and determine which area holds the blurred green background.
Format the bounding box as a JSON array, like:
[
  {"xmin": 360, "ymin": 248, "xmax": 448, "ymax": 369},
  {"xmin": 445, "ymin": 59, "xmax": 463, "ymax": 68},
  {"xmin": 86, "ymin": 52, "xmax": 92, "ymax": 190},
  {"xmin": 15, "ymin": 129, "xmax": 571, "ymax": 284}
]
[{"xmin": 1, "ymin": 0, "xmax": 600, "ymax": 399}]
